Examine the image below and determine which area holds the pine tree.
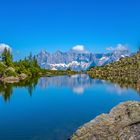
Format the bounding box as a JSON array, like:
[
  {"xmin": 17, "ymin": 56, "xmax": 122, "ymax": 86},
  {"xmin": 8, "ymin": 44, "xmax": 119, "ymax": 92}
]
[
  {"xmin": 33, "ymin": 55, "xmax": 39, "ymax": 67},
  {"xmin": 1, "ymin": 48, "xmax": 13, "ymax": 66},
  {"xmin": 28, "ymin": 52, "xmax": 32, "ymax": 61},
  {"xmin": 138, "ymin": 46, "xmax": 140, "ymax": 53}
]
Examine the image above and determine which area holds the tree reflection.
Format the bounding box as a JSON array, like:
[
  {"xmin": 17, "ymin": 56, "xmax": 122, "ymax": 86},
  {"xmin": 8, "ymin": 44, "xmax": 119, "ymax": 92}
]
[
  {"xmin": 0, "ymin": 77, "xmax": 38, "ymax": 102},
  {"xmin": 0, "ymin": 74, "xmax": 140, "ymax": 102}
]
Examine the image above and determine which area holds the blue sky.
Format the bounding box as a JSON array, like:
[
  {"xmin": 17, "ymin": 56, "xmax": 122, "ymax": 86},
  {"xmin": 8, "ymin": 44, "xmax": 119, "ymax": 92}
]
[{"xmin": 0, "ymin": 0, "xmax": 140, "ymax": 58}]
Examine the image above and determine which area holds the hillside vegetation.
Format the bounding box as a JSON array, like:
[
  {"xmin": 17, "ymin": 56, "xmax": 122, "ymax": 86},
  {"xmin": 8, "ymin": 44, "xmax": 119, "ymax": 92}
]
[
  {"xmin": 87, "ymin": 51, "xmax": 140, "ymax": 92},
  {"xmin": 0, "ymin": 48, "xmax": 43, "ymax": 78}
]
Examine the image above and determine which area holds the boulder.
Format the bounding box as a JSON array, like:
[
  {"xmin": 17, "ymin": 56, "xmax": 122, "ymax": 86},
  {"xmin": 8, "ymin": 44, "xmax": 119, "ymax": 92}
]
[
  {"xmin": 70, "ymin": 101, "xmax": 140, "ymax": 140},
  {"xmin": 2, "ymin": 76, "xmax": 19, "ymax": 83},
  {"xmin": 19, "ymin": 73, "xmax": 27, "ymax": 80}
]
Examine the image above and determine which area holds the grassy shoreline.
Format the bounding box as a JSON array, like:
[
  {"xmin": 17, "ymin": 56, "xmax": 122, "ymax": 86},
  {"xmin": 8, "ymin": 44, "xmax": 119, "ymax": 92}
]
[{"xmin": 0, "ymin": 69, "xmax": 80, "ymax": 83}]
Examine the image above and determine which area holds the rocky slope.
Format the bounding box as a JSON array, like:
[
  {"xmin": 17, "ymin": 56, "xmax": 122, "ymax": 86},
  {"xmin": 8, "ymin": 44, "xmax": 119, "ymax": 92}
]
[
  {"xmin": 87, "ymin": 51, "xmax": 140, "ymax": 93},
  {"xmin": 70, "ymin": 101, "xmax": 140, "ymax": 140}
]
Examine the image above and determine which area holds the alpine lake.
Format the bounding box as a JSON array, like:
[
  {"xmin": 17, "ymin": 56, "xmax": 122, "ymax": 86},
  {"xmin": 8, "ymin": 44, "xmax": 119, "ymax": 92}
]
[{"xmin": 0, "ymin": 74, "xmax": 140, "ymax": 140}]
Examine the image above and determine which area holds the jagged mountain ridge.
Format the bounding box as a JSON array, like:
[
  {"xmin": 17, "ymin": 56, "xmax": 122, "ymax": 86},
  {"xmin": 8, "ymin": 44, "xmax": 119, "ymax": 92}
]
[{"xmin": 37, "ymin": 48, "xmax": 130, "ymax": 71}]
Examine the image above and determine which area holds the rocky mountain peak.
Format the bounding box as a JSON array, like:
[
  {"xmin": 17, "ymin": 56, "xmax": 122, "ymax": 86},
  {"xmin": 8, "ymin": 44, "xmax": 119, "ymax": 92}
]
[{"xmin": 37, "ymin": 47, "xmax": 130, "ymax": 71}]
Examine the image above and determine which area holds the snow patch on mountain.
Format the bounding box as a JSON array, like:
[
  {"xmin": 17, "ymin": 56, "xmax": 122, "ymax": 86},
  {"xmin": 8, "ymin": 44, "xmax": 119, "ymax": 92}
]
[{"xmin": 37, "ymin": 45, "xmax": 130, "ymax": 71}]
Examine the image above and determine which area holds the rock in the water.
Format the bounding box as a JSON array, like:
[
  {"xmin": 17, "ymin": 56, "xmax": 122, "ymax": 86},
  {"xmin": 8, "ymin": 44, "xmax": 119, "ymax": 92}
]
[{"xmin": 70, "ymin": 101, "xmax": 140, "ymax": 140}]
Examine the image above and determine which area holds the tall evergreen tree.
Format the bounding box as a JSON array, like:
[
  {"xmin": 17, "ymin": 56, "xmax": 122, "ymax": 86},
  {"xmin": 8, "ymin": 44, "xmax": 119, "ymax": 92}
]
[{"xmin": 1, "ymin": 48, "xmax": 13, "ymax": 66}]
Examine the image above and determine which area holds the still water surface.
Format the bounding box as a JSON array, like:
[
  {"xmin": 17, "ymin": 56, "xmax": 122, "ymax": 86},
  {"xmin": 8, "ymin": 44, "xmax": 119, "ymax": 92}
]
[{"xmin": 0, "ymin": 74, "xmax": 139, "ymax": 140}]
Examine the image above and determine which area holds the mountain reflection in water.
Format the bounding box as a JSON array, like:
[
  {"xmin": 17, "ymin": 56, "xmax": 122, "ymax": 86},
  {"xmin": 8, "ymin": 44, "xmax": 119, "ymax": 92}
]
[
  {"xmin": 0, "ymin": 74, "xmax": 139, "ymax": 102},
  {"xmin": 0, "ymin": 74, "xmax": 139, "ymax": 140}
]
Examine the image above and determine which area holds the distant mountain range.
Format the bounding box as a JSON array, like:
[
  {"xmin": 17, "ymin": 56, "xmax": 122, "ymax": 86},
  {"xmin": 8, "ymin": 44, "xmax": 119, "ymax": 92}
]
[{"xmin": 37, "ymin": 46, "xmax": 130, "ymax": 71}]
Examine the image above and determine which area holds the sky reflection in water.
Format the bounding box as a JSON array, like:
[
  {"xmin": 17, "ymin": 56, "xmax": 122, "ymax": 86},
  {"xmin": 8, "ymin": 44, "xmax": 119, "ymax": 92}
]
[{"xmin": 0, "ymin": 74, "xmax": 139, "ymax": 140}]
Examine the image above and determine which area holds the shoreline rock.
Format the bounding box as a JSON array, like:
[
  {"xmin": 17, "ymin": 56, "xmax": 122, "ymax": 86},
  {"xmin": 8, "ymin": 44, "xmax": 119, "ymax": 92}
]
[
  {"xmin": 19, "ymin": 73, "xmax": 28, "ymax": 80},
  {"xmin": 70, "ymin": 101, "xmax": 140, "ymax": 140},
  {"xmin": 0, "ymin": 76, "xmax": 20, "ymax": 83},
  {"xmin": 0, "ymin": 73, "xmax": 28, "ymax": 83}
]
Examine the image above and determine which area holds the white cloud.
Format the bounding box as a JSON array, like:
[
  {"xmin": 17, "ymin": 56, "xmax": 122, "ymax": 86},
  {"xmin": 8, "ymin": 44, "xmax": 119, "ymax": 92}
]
[
  {"xmin": 72, "ymin": 45, "xmax": 89, "ymax": 53},
  {"xmin": 106, "ymin": 47, "xmax": 114, "ymax": 51},
  {"xmin": 106, "ymin": 44, "xmax": 128, "ymax": 51},
  {"xmin": 72, "ymin": 45, "xmax": 85, "ymax": 52},
  {"xmin": 0, "ymin": 43, "xmax": 12, "ymax": 53},
  {"xmin": 115, "ymin": 44, "xmax": 128, "ymax": 51}
]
